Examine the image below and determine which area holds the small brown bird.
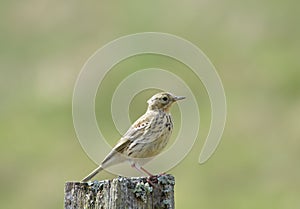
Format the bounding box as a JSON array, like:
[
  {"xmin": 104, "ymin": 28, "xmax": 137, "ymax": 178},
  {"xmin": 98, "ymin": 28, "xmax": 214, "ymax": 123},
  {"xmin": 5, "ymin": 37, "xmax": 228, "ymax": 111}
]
[{"xmin": 81, "ymin": 92, "xmax": 185, "ymax": 182}]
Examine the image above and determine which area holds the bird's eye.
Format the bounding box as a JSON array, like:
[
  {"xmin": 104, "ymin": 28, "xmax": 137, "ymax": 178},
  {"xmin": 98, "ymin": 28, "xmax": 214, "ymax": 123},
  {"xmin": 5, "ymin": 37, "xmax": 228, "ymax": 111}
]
[{"xmin": 162, "ymin": 96, "xmax": 168, "ymax": 101}]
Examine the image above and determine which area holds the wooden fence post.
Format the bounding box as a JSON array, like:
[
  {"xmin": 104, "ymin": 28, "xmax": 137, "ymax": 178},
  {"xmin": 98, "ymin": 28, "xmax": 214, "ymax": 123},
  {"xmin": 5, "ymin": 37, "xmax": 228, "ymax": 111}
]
[{"xmin": 64, "ymin": 174, "xmax": 175, "ymax": 209}]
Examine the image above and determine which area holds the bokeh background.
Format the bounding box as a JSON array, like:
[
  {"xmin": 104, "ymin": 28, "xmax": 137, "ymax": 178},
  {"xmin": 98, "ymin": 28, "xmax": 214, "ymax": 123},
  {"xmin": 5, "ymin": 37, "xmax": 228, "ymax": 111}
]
[{"xmin": 1, "ymin": 1, "xmax": 299, "ymax": 209}]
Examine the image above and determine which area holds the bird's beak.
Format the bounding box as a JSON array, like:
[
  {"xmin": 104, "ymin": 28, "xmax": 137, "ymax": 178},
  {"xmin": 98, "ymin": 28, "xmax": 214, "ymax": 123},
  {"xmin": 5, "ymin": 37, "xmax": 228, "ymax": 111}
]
[{"xmin": 174, "ymin": 96, "xmax": 186, "ymax": 101}]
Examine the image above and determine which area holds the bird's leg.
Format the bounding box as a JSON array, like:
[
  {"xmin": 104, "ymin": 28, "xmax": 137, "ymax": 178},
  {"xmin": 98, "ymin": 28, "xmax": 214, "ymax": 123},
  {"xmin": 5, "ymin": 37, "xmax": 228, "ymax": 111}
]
[
  {"xmin": 131, "ymin": 163, "xmax": 157, "ymax": 187},
  {"xmin": 131, "ymin": 162, "xmax": 153, "ymax": 176},
  {"xmin": 140, "ymin": 167, "xmax": 154, "ymax": 177}
]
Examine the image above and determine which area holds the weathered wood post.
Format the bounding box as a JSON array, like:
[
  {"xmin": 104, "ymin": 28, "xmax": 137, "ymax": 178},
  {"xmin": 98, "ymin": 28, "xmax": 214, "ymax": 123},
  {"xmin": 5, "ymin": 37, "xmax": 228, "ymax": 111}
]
[{"xmin": 64, "ymin": 174, "xmax": 175, "ymax": 209}]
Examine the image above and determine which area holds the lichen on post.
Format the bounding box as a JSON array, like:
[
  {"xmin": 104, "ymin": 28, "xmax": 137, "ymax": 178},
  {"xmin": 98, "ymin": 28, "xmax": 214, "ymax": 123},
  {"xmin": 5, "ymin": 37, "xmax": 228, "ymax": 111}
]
[{"xmin": 64, "ymin": 174, "xmax": 175, "ymax": 209}]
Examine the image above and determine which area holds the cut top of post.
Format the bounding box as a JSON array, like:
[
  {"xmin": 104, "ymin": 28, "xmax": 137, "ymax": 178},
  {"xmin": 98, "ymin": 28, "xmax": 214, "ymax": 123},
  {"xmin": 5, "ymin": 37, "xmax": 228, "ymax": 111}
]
[{"xmin": 65, "ymin": 174, "xmax": 175, "ymax": 209}]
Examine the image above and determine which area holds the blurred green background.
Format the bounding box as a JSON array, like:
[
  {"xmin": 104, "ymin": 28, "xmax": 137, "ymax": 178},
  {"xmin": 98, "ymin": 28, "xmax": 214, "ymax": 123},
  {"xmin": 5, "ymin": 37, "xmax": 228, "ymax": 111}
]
[{"xmin": 1, "ymin": 1, "xmax": 299, "ymax": 209}]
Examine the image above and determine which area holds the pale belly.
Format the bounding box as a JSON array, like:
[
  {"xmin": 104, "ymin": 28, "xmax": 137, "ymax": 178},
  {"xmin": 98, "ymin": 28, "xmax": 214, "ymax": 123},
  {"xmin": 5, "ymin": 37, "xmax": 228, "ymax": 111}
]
[
  {"xmin": 128, "ymin": 128, "xmax": 172, "ymax": 159},
  {"xmin": 147, "ymin": 130, "xmax": 172, "ymax": 156},
  {"xmin": 126, "ymin": 112, "xmax": 173, "ymax": 159}
]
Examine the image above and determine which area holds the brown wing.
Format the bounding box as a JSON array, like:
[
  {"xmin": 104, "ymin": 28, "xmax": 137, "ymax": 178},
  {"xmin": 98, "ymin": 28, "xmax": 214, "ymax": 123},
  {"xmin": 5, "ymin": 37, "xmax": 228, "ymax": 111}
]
[
  {"xmin": 113, "ymin": 113, "xmax": 154, "ymax": 151},
  {"xmin": 100, "ymin": 113, "xmax": 154, "ymax": 166}
]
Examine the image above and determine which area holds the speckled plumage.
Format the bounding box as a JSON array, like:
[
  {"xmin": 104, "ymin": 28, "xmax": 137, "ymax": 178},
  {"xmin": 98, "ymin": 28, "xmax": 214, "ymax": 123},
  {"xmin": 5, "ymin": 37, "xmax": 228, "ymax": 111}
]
[{"xmin": 82, "ymin": 92, "xmax": 185, "ymax": 182}]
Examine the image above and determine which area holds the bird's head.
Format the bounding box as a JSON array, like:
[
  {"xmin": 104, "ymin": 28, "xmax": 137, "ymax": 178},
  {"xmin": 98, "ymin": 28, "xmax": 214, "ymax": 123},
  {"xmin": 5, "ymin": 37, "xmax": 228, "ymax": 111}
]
[{"xmin": 147, "ymin": 92, "xmax": 185, "ymax": 112}]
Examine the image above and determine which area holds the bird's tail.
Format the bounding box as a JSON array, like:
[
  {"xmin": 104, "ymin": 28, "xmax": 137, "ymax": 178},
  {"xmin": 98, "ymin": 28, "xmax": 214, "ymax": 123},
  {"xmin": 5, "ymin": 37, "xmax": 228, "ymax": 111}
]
[{"xmin": 81, "ymin": 166, "xmax": 103, "ymax": 182}]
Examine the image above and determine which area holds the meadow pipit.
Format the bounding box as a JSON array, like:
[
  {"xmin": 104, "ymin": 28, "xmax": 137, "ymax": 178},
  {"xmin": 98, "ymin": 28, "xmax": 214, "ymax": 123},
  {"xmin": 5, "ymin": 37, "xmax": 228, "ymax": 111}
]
[{"xmin": 82, "ymin": 92, "xmax": 185, "ymax": 182}]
